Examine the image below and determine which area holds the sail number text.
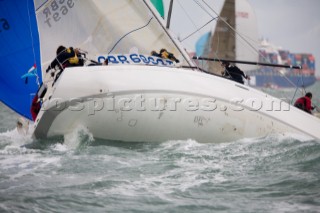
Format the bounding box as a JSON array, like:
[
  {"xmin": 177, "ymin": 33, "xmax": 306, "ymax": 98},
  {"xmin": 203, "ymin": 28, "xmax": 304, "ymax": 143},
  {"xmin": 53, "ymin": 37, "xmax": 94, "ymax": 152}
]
[
  {"xmin": 0, "ymin": 18, "xmax": 10, "ymax": 32},
  {"xmin": 42, "ymin": 0, "xmax": 75, "ymax": 27}
]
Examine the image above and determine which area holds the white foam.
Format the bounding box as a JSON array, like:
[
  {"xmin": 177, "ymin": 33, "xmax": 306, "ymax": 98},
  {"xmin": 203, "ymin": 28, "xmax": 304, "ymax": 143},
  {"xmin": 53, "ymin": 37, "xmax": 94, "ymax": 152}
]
[
  {"xmin": 49, "ymin": 143, "xmax": 69, "ymax": 152},
  {"xmin": 63, "ymin": 125, "xmax": 94, "ymax": 149},
  {"xmin": 156, "ymin": 139, "xmax": 202, "ymax": 151},
  {"xmin": 0, "ymin": 127, "xmax": 33, "ymax": 147}
]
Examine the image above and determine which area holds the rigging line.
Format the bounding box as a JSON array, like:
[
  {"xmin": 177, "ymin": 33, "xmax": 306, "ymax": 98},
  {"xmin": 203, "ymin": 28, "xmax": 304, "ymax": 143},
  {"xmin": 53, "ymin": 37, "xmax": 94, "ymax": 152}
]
[
  {"xmin": 142, "ymin": 0, "xmax": 193, "ymax": 66},
  {"xmin": 201, "ymin": 0, "xmax": 301, "ymax": 89},
  {"xmin": 176, "ymin": 0, "xmax": 199, "ymax": 36},
  {"xmin": 300, "ymin": 68, "xmax": 306, "ymax": 93},
  {"xmin": 192, "ymin": 0, "xmax": 220, "ymax": 54},
  {"xmin": 207, "ymin": 26, "xmax": 236, "ymax": 65},
  {"xmin": 189, "ymin": 0, "xmax": 221, "ymax": 62},
  {"xmin": 26, "ymin": 0, "xmax": 40, "ymax": 87},
  {"xmin": 291, "ymin": 78, "xmax": 301, "ymax": 105},
  {"xmin": 35, "ymin": 0, "xmax": 50, "ymax": 11},
  {"xmin": 193, "ymin": 0, "xmax": 215, "ymax": 17},
  {"xmin": 195, "ymin": 0, "xmax": 225, "ymax": 64},
  {"xmin": 200, "ymin": 0, "xmax": 266, "ymax": 66},
  {"xmin": 201, "ymin": 0, "xmax": 260, "ymax": 66},
  {"xmin": 177, "ymin": 0, "xmax": 218, "ymax": 43},
  {"xmin": 180, "ymin": 17, "xmax": 217, "ymax": 42},
  {"xmin": 177, "ymin": 0, "xmax": 212, "ymax": 30},
  {"xmin": 108, "ymin": 17, "xmax": 153, "ymax": 54},
  {"xmin": 201, "ymin": 0, "xmax": 260, "ymax": 57}
]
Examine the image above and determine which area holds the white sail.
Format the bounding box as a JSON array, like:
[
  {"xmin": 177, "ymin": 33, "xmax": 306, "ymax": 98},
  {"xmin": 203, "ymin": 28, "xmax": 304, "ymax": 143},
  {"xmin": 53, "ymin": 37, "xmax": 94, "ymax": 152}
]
[
  {"xmin": 34, "ymin": 1, "xmax": 100, "ymax": 68},
  {"xmin": 235, "ymin": 0, "xmax": 259, "ymax": 71},
  {"xmin": 34, "ymin": 0, "xmax": 192, "ymax": 78},
  {"xmin": 29, "ymin": 0, "xmax": 320, "ymax": 143}
]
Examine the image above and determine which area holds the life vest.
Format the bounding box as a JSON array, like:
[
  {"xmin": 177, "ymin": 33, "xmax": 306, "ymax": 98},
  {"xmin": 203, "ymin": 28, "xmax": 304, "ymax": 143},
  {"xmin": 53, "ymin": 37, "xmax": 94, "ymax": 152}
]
[
  {"xmin": 66, "ymin": 48, "xmax": 79, "ymax": 65},
  {"xmin": 161, "ymin": 50, "xmax": 169, "ymax": 59},
  {"xmin": 160, "ymin": 50, "xmax": 179, "ymax": 62}
]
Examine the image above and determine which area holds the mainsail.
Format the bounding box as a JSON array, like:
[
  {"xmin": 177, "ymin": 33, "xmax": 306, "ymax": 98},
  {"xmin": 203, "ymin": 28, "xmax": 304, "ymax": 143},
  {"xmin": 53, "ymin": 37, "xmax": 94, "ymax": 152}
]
[
  {"xmin": 0, "ymin": 0, "xmax": 41, "ymax": 120},
  {"xmin": 34, "ymin": 0, "xmax": 192, "ymax": 78},
  {"xmin": 0, "ymin": 0, "xmax": 191, "ymax": 120}
]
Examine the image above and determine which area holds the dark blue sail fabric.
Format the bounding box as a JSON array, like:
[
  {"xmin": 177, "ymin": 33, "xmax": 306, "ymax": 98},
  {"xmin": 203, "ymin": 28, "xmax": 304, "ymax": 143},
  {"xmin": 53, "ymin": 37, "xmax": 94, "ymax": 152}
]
[{"xmin": 0, "ymin": 0, "xmax": 41, "ymax": 120}]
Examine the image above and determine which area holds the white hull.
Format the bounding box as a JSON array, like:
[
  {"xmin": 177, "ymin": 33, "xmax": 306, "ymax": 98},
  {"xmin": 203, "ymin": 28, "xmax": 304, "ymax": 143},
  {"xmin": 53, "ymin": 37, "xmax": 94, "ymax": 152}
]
[{"xmin": 33, "ymin": 66, "xmax": 320, "ymax": 143}]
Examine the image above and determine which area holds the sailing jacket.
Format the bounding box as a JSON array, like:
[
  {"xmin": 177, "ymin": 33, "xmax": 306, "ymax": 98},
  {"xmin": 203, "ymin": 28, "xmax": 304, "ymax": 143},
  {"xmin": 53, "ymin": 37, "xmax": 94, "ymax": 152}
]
[
  {"xmin": 47, "ymin": 47, "xmax": 83, "ymax": 72},
  {"xmin": 223, "ymin": 65, "xmax": 247, "ymax": 84},
  {"xmin": 294, "ymin": 96, "xmax": 312, "ymax": 113}
]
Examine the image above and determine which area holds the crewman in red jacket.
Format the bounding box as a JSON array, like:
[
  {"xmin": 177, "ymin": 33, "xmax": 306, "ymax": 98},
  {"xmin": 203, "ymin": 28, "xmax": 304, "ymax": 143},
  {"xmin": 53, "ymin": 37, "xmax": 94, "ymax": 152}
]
[{"xmin": 294, "ymin": 92, "xmax": 314, "ymax": 114}]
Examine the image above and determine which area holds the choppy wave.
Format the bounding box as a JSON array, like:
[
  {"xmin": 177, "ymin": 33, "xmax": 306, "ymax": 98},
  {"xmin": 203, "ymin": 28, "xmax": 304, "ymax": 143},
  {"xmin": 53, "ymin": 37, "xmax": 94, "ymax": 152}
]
[
  {"xmin": 1, "ymin": 81, "xmax": 320, "ymax": 212},
  {"xmin": 1, "ymin": 126, "xmax": 319, "ymax": 212}
]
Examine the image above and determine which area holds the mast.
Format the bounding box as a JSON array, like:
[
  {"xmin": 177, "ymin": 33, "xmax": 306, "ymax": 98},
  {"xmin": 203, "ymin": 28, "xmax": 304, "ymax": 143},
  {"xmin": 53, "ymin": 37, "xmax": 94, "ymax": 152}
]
[
  {"xmin": 143, "ymin": 0, "xmax": 195, "ymax": 67},
  {"xmin": 166, "ymin": 0, "xmax": 174, "ymax": 29}
]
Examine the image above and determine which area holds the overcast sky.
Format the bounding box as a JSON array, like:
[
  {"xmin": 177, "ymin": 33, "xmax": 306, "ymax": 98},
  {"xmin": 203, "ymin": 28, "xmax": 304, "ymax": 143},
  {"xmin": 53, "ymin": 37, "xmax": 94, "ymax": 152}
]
[{"xmin": 163, "ymin": 0, "xmax": 320, "ymax": 76}]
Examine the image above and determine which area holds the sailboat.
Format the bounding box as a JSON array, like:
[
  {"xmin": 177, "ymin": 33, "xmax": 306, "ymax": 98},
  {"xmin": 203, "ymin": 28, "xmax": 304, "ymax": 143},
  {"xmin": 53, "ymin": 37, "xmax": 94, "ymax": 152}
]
[
  {"xmin": 195, "ymin": 0, "xmax": 259, "ymax": 75},
  {"xmin": 1, "ymin": 0, "xmax": 319, "ymax": 143},
  {"xmin": 195, "ymin": 0, "xmax": 317, "ymax": 88}
]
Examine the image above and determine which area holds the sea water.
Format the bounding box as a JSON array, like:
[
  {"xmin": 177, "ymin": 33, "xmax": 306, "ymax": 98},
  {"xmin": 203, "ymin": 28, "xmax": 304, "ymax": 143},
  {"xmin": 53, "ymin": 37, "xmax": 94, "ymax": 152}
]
[{"xmin": 1, "ymin": 83, "xmax": 320, "ymax": 212}]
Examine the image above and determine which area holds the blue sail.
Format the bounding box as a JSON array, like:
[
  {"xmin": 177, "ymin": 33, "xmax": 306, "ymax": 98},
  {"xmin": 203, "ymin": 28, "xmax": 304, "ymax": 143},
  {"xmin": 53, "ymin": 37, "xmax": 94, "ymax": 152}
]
[
  {"xmin": 195, "ymin": 32, "xmax": 211, "ymax": 57},
  {"xmin": 0, "ymin": 0, "xmax": 41, "ymax": 120}
]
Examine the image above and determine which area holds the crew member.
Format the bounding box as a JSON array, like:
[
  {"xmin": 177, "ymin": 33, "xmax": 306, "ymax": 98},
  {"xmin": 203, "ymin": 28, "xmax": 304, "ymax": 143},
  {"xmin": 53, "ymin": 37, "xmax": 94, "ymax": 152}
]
[
  {"xmin": 159, "ymin": 49, "xmax": 180, "ymax": 63},
  {"xmin": 151, "ymin": 50, "xmax": 162, "ymax": 58},
  {"xmin": 30, "ymin": 94, "xmax": 41, "ymax": 121},
  {"xmin": 46, "ymin": 45, "xmax": 83, "ymax": 73},
  {"xmin": 221, "ymin": 61, "xmax": 250, "ymax": 84},
  {"xmin": 294, "ymin": 92, "xmax": 314, "ymax": 114}
]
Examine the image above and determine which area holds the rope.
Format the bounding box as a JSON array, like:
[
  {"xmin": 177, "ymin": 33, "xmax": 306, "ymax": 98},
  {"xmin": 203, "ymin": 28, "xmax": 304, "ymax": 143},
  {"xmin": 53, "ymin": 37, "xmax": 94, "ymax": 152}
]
[
  {"xmin": 177, "ymin": 0, "xmax": 218, "ymax": 42},
  {"xmin": 108, "ymin": 17, "xmax": 153, "ymax": 54},
  {"xmin": 26, "ymin": 0, "xmax": 40, "ymax": 87},
  {"xmin": 201, "ymin": 0, "xmax": 261, "ymax": 58},
  {"xmin": 193, "ymin": 0, "xmax": 214, "ymax": 17},
  {"xmin": 199, "ymin": 0, "xmax": 306, "ymax": 91},
  {"xmin": 291, "ymin": 79, "xmax": 300, "ymax": 104},
  {"xmin": 180, "ymin": 17, "xmax": 217, "ymax": 42}
]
